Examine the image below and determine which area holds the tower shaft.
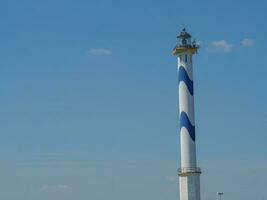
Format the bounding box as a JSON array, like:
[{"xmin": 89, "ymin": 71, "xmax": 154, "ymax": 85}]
[
  {"xmin": 178, "ymin": 54, "xmax": 201, "ymax": 200},
  {"xmin": 178, "ymin": 54, "xmax": 196, "ymax": 168}
]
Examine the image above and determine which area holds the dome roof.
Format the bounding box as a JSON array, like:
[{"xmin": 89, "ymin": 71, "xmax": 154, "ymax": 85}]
[{"xmin": 177, "ymin": 28, "xmax": 191, "ymax": 39}]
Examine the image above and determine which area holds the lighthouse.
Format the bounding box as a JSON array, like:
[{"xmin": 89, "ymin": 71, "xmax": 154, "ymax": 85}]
[{"xmin": 172, "ymin": 28, "xmax": 201, "ymax": 200}]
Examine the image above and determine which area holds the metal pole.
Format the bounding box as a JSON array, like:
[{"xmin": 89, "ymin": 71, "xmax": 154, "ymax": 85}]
[{"xmin": 217, "ymin": 192, "xmax": 223, "ymax": 200}]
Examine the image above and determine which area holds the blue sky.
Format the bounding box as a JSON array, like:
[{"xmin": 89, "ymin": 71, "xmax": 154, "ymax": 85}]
[{"xmin": 1, "ymin": 0, "xmax": 267, "ymax": 200}]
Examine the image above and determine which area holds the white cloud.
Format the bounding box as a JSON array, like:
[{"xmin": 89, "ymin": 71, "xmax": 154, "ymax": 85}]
[
  {"xmin": 40, "ymin": 185, "xmax": 72, "ymax": 193},
  {"xmin": 210, "ymin": 40, "xmax": 233, "ymax": 52},
  {"xmin": 89, "ymin": 48, "xmax": 112, "ymax": 56},
  {"xmin": 166, "ymin": 175, "xmax": 178, "ymax": 182},
  {"xmin": 241, "ymin": 38, "xmax": 254, "ymax": 47}
]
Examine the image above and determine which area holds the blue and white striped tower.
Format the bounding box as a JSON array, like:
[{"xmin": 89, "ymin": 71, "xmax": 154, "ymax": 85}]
[{"xmin": 173, "ymin": 28, "xmax": 201, "ymax": 200}]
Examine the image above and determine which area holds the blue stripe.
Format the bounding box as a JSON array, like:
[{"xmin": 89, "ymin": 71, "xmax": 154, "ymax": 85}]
[
  {"xmin": 180, "ymin": 111, "xmax": 195, "ymax": 141},
  {"xmin": 178, "ymin": 66, "xmax": 194, "ymax": 95}
]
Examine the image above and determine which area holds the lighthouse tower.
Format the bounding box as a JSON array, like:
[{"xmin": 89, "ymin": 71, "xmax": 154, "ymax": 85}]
[{"xmin": 172, "ymin": 28, "xmax": 201, "ymax": 200}]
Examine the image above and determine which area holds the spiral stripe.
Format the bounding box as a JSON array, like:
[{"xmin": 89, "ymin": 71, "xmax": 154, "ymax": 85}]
[
  {"xmin": 179, "ymin": 82, "xmax": 195, "ymax": 125},
  {"xmin": 180, "ymin": 111, "xmax": 195, "ymax": 141},
  {"xmin": 178, "ymin": 66, "xmax": 194, "ymax": 96}
]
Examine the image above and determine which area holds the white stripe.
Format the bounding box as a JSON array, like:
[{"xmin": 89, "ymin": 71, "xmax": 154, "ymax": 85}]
[{"xmin": 180, "ymin": 127, "xmax": 197, "ymax": 168}]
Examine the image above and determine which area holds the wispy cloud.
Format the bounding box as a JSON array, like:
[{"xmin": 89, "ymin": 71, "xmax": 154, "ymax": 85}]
[
  {"xmin": 166, "ymin": 175, "xmax": 177, "ymax": 182},
  {"xmin": 241, "ymin": 38, "xmax": 254, "ymax": 47},
  {"xmin": 40, "ymin": 185, "xmax": 72, "ymax": 193},
  {"xmin": 89, "ymin": 48, "xmax": 112, "ymax": 56},
  {"xmin": 210, "ymin": 40, "xmax": 233, "ymax": 53}
]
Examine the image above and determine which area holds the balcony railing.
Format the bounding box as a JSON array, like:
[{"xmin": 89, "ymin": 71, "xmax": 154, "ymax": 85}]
[{"xmin": 178, "ymin": 167, "xmax": 201, "ymax": 175}]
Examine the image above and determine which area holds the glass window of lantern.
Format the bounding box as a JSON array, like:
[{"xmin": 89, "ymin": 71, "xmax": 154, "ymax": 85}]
[{"xmin": 187, "ymin": 38, "xmax": 191, "ymax": 45}]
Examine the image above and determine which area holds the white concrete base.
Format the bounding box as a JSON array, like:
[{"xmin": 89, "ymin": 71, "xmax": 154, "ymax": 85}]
[{"xmin": 179, "ymin": 174, "xmax": 200, "ymax": 200}]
